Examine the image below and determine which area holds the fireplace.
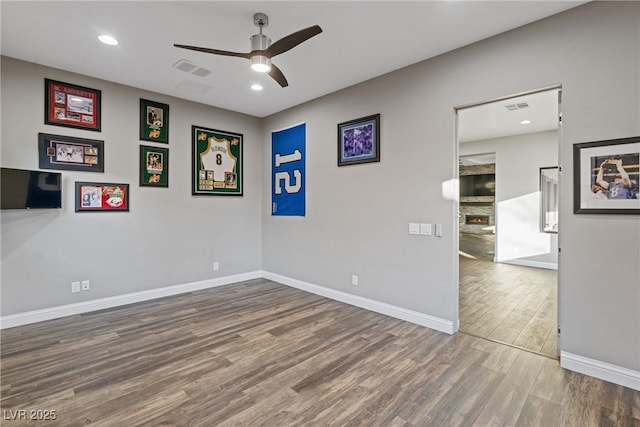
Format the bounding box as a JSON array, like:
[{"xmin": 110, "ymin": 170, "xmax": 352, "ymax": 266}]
[{"xmin": 465, "ymin": 214, "xmax": 490, "ymax": 225}]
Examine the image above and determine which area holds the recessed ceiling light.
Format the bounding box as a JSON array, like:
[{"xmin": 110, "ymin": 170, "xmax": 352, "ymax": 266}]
[
  {"xmin": 520, "ymin": 120, "xmax": 531, "ymax": 125},
  {"xmin": 98, "ymin": 35, "xmax": 118, "ymax": 46},
  {"xmin": 251, "ymin": 84, "xmax": 263, "ymax": 91}
]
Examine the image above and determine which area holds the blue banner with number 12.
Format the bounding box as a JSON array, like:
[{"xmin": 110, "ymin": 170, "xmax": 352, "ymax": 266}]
[{"xmin": 272, "ymin": 123, "xmax": 305, "ymax": 216}]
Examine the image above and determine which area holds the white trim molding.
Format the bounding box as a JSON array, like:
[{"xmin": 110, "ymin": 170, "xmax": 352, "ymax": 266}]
[
  {"xmin": 500, "ymin": 259, "xmax": 558, "ymax": 270},
  {"xmin": 0, "ymin": 271, "xmax": 262, "ymax": 329},
  {"xmin": 561, "ymin": 351, "xmax": 640, "ymax": 391},
  {"xmin": 262, "ymin": 271, "xmax": 455, "ymax": 334}
]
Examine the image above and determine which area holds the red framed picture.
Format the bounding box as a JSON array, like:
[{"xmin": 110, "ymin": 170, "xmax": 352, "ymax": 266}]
[
  {"xmin": 75, "ymin": 182, "xmax": 129, "ymax": 212},
  {"xmin": 45, "ymin": 79, "xmax": 101, "ymax": 132}
]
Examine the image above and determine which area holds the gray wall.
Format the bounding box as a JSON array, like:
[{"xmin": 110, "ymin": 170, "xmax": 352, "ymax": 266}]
[
  {"xmin": 460, "ymin": 131, "xmax": 559, "ymax": 267},
  {"xmin": 262, "ymin": 2, "xmax": 640, "ymax": 371},
  {"xmin": 2, "ymin": 2, "xmax": 638, "ymax": 374},
  {"xmin": 1, "ymin": 57, "xmax": 263, "ymax": 315}
]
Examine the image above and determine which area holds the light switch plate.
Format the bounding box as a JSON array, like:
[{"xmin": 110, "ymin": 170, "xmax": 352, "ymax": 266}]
[
  {"xmin": 409, "ymin": 223, "xmax": 420, "ymax": 235},
  {"xmin": 420, "ymin": 223, "xmax": 432, "ymax": 236},
  {"xmin": 435, "ymin": 224, "xmax": 443, "ymax": 237}
]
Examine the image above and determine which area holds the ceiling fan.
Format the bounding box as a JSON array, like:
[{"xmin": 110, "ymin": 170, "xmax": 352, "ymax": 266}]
[{"xmin": 174, "ymin": 13, "xmax": 322, "ymax": 88}]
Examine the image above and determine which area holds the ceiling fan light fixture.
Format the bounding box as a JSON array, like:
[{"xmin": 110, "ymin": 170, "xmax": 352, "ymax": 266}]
[{"xmin": 250, "ymin": 55, "xmax": 271, "ymax": 73}]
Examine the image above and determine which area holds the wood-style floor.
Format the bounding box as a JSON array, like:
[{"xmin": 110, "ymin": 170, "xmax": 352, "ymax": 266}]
[
  {"xmin": 2, "ymin": 279, "xmax": 638, "ymax": 426},
  {"xmin": 459, "ymin": 233, "xmax": 558, "ymax": 359}
]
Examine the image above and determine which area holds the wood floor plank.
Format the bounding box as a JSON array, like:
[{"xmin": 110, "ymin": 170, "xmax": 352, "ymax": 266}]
[
  {"xmin": 459, "ymin": 232, "xmax": 558, "ymax": 359},
  {"xmin": 515, "ymin": 394, "xmax": 563, "ymax": 426},
  {"xmin": 472, "ymin": 349, "xmax": 547, "ymax": 426},
  {"xmin": 1, "ymin": 278, "xmax": 638, "ymax": 426}
]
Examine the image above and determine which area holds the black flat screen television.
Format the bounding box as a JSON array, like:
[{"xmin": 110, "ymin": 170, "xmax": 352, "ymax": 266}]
[
  {"xmin": 1, "ymin": 167, "xmax": 62, "ymax": 209},
  {"xmin": 460, "ymin": 173, "xmax": 495, "ymax": 197}
]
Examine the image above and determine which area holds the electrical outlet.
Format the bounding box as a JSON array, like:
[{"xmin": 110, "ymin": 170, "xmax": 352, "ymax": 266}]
[
  {"xmin": 81, "ymin": 280, "xmax": 90, "ymax": 291},
  {"xmin": 351, "ymin": 275, "xmax": 358, "ymax": 286},
  {"xmin": 213, "ymin": 261, "xmax": 219, "ymax": 271},
  {"xmin": 71, "ymin": 281, "xmax": 81, "ymax": 293}
]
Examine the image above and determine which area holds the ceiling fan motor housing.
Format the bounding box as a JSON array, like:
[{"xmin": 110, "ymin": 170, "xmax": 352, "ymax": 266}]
[{"xmin": 250, "ymin": 33, "xmax": 271, "ymax": 51}]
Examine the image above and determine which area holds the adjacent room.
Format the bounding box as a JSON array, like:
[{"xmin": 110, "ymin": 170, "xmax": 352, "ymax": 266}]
[
  {"xmin": 1, "ymin": 1, "xmax": 639, "ymax": 425},
  {"xmin": 457, "ymin": 89, "xmax": 560, "ymax": 359}
]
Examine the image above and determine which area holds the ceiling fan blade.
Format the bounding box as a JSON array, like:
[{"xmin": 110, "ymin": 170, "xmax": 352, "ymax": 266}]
[
  {"xmin": 263, "ymin": 25, "xmax": 322, "ymax": 58},
  {"xmin": 174, "ymin": 44, "xmax": 251, "ymax": 59},
  {"xmin": 268, "ymin": 63, "xmax": 288, "ymax": 87}
]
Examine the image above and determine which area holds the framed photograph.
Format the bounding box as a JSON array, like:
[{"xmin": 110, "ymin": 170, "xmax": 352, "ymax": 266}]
[
  {"xmin": 573, "ymin": 136, "xmax": 639, "ymax": 214},
  {"xmin": 140, "ymin": 99, "xmax": 169, "ymax": 143},
  {"xmin": 45, "ymin": 78, "xmax": 101, "ymax": 131},
  {"xmin": 75, "ymin": 182, "xmax": 129, "ymax": 212},
  {"xmin": 140, "ymin": 145, "xmax": 168, "ymax": 187},
  {"xmin": 38, "ymin": 133, "xmax": 104, "ymax": 172},
  {"xmin": 337, "ymin": 113, "xmax": 380, "ymax": 166},
  {"xmin": 540, "ymin": 166, "xmax": 559, "ymax": 233},
  {"xmin": 192, "ymin": 125, "xmax": 243, "ymax": 196}
]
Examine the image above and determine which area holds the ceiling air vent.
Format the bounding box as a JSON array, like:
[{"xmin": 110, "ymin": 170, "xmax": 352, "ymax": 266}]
[
  {"xmin": 191, "ymin": 67, "xmax": 212, "ymax": 77},
  {"xmin": 173, "ymin": 59, "xmax": 197, "ymax": 73},
  {"xmin": 173, "ymin": 60, "xmax": 212, "ymax": 77},
  {"xmin": 504, "ymin": 102, "xmax": 530, "ymax": 111}
]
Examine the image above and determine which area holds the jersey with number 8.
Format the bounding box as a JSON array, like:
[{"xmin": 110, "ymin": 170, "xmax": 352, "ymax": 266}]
[{"xmin": 201, "ymin": 137, "xmax": 237, "ymax": 182}]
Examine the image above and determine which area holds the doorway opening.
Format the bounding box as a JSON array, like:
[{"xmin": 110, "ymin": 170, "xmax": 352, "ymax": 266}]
[{"xmin": 456, "ymin": 87, "xmax": 561, "ymax": 359}]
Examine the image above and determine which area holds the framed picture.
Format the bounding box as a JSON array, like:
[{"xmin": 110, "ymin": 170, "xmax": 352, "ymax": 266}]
[
  {"xmin": 140, "ymin": 145, "xmax": 168, "ymax": 187},
  {"xmin": 540, "ymin": 166, "xmax": 559, "ymax": 233},
  {"xmin": 140, "ymin": 99, "xmax": 169, "ymax": 143},
  {"xmin": 75, "ymin": 182, "xmax": 129, "ymax": 212},
  {"xmin": 45, "ymin": 78, "xmax": 101, "ymax": 131},
  {"xmin": 38, "ymin": 133, "xmax": 104, "ymax": 172},
  {"xmin": 192, "ymin": 125, "xmax": 243, "ymax": 196},
  {"xmin": 573, "ymin": 136, "xmax": 640, "ymax": 214},
  {"xmin": 337, "ymin": 113, "xmax": 380, "ymax": 166}
]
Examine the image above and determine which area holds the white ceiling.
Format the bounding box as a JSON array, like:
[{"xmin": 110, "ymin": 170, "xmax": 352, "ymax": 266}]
[
  {"xmin": 2, "ymin": 1, "xmax": 581, "ymax": 134},
  {"xmin": 458, "ymin": 89, "xmax": 560, "ymax": 165},
  {"xmin": 458, "ymin": 88, "xmax": 560, "ymax": 144}
]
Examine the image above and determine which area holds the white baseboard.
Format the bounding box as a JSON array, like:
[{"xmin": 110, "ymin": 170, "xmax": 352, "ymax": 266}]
[
  {"xmin": 561, "ymin": 351, "xmax": 640, "ymax": 391},
  {"xmin": 262, "ymin": 271, "xmax": 455, "ymax": 334},
  {"xmin": 0, "ymin": 271, "xmax": 262, "ymax": 329},
  {"xmin": 1, "ymin": 270, "xmax": 453, "ymax": 334},
  {"xmin": 499, "ymin": 259, "xmax": 558, "ymax": 270}
]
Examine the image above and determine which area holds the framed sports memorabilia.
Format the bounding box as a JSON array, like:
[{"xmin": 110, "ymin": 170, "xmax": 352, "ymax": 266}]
[
  {"xmin": 75, "ymin": 182, "xmax": 129, "ymax": 212},
  {"xmin": 573, "ymin": 136, "xmax": 639, "ymax": 214},
  {"xmin": 192, "ymin": 125, "xmax": 242, "ymax": 196},
  {"xmin": 140, "ymin": 99, "xmax": 169, "ymax": 143},
  {"xmin": 45, "ymin": 79, "xmax": 101, "ymax": 131},
  {"xmin": 337, "ymin": 113, "xmax": 380, "ymax": 166},
  {"xmin": 140, "ymin": 145, "xmax": 169, "ymax": 187},
  {"xmin": 38, "ymin": 133, "xmax": 104, "ymax": 172}
]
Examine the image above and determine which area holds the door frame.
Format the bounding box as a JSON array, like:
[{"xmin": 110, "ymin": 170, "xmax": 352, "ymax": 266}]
[{"xmin": 453, "ymin": 85, "xmax": 563, "ymax": 355}]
